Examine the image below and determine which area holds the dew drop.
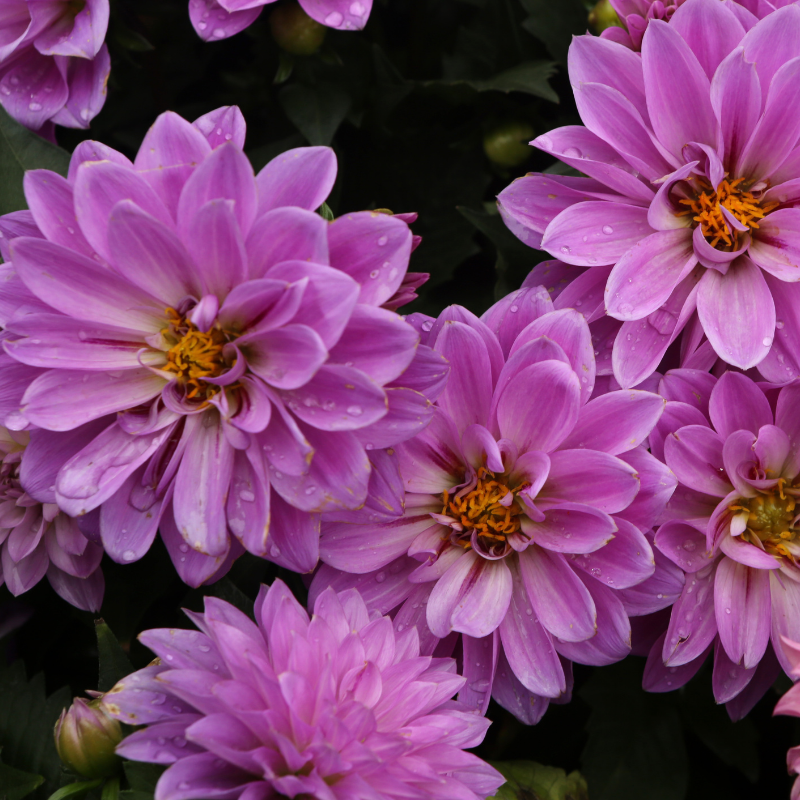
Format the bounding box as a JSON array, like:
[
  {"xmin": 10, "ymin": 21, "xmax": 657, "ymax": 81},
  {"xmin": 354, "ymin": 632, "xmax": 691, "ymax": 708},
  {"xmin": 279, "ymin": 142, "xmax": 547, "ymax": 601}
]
[
  {"xmin": 560, "ymin": 245, "xmax": 570, "ymax": 255},
  {"xmin": 122, "ymin": 550, "xmax": 136, "ymax": 562},
  {"xmin": 777, "ymin": 319, "xmax": 785, "ymax": 329},
  {"xmin": 369, "ymin": 269, "xmax": 379, "ymax": 279},
  {"xmin": 763, "ymin": 337, "xmax": 772, "ymax": 347},
  {"xmin": 509, "ymin": 305, "xmax": 519, "ymax": 313},
  {"xmin": 421, "ymin": 321, "xmax": 433, "ymax": 332},
  {"xmin": 325, "ymin": 10, "xmax": 344, "ymax": 25},
  {"xmin": 239, "ymin": 489, "xmax": 255, "ymax": 502},
  {"xmin": 350, "ymin": 0, "xmax": 366, "ymax": 14},
  {"xmin": 347, "ymin": 405, "xmax": 363, "ymax": 416},
  {"xmin": 28, "ymin": 101, "xmax": 42, "ymax": 111},
  {"xmin": 375, "ymin": 571, "xmax": 386, "ymax": 583},
  {"xmin": 377, "ymin": 235, "xmax": 388, "ymax": 246},
  {"xmin": 270, "ymin": 545, "xmax": 282, "ymax": 557},
  {"xmin": 602, "ymin": 225, "xmax": 614, "ymax": 235}
]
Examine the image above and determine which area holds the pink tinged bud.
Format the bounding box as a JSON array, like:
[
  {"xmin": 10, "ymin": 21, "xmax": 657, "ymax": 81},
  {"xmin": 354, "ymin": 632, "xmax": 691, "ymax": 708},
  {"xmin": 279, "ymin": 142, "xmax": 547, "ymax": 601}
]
[{"xmin": 54, "ymin": 697, "xmax": 122, "ymax": 779}]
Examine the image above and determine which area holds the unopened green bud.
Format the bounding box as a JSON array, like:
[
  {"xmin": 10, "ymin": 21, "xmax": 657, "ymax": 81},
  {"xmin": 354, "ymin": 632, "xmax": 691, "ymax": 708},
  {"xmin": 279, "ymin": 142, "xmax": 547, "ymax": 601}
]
[
  {"xmin": 270, "ymin": 3, "xmax": 327, "ymax": 56},
  {"xmin": 483, "ymin": 122, "xmax": 534, "ymax": 168},
  {"xmin": 588, "ymin": 0, "xmax": 623, "ymax": 33},
  {"xmin": 54, "ymin": 697, "xmax": 122, "ymax": 779}
]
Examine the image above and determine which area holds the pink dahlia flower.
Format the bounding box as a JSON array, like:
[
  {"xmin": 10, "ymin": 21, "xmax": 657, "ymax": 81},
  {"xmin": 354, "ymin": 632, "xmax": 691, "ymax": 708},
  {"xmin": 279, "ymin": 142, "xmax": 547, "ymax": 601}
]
[
  {"xmin": 774, "ymin": 636, "xmax": 800, "ymax": 800},
  {"xmin": 0, "ymin": 343, "xmax": 104, "ymax": 610},
  {"xmin": 647, "ymin": 370, "xmax": 800, "ymax": 704},
  {"xmin": 599, "ymin": 0, "xmax": 687, "ymax": 51},
  {"xmin": 499, "ymin": 0, "xmax": 800, "ymax": 388},
  {"xmin": 0, "ymin": 106, "xmax": 439, "ymax": 587},
  {"xmin": 189, "ymin": 0, "xmax": 371, "ymax": 42},
  {"xmin": 310, "ymin": 292, "xmax": 676, "ymax": 723},
  {"xmin": 0, "ymin": 0, "xmax": 110, "ymax": 135},
  {"xmin": 102, "ymin": 580, "xmax": 504, "ymax": 800}
]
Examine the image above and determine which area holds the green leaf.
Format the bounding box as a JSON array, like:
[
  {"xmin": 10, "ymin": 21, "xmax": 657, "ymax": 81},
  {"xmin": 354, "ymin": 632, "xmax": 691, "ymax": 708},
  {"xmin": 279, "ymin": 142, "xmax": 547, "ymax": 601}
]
[
  {"xmin": 0, "ymin": 760, "xmax": 44, "ymax": 800},
  {"xmin": 122, "ymin": 763, "xmax": 164, "ymax": 794},
  {"xmin": 279, "ymin": 82, "xmax": 351, "ymax": 146},
  {"xmin": 580, "ymin": 660, "xmax": 689, "ymax": 800},
  {"xmin": 95, "ymin": 622, "xmax": 134, "ymax": 694},
  {"xmin": 458, "ymin": 206, "xmax": 543, "ymax": 299},
  {"xmin": 0, "ymin": 107, "xmax": 70, "ymax": 214},
  {"xmin": 100, "ymin": 778, "xmax": 119, "ymax": 800},
  {"xmin": 46, "ymin": 781, "xmax": 102, "ymax": 800},
  {"xmin": 460, "ymin": 61, "xmax": 559, "ymax": 102},
  {"xmin": 520, "ymin": 0, "xmax": 589, "ymax": 66},
  {"xmin": 0, "ymin": 662, "xmax": 72, "ymax": 800},
  {"xmin": 203, "ymin": 578, "xmax": 254, "ymax": 619},
  {"xmin": 317, "ymin": 202, "xmax": 335, "ymax": 222},
  {"xmin": 489, "ymin": 761, "xmax": 588, "ymax": 800}
]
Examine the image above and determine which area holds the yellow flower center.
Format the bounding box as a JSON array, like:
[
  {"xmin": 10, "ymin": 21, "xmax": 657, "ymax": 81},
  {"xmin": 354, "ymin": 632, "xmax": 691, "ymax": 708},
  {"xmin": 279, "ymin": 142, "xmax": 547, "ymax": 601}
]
[
  {"xmin": 442, "ymin": 467, "xmax": 524, "ymax": 548},
  {"xmin": 677, "ymin": 177, "xmax": 777, "ymax": 250},
  {"xmin": 730, "ymin": 478, "xmax": 800, "ymax": 559},
  {"xmin": 160, "ymin": 308, "xmax": 235, "ymax": 402}
]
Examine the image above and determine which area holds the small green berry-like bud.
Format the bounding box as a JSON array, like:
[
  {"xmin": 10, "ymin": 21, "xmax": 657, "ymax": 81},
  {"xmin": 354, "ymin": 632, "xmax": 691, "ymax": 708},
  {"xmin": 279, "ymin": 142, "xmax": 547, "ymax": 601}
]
[
  {"xmin": 270, "ymin": 3, "xmax": 327, "ymax": 56},
  {"xmin": 483, "ymin": 122, "xmax": 535, "ymax": 168},
  {"xmin": 54, "ymin": 698, "xmax": 123, "ymax": 779},
  {"xmin": 588, "ymin": 0, "xmax": 623, "ymax": 33}
]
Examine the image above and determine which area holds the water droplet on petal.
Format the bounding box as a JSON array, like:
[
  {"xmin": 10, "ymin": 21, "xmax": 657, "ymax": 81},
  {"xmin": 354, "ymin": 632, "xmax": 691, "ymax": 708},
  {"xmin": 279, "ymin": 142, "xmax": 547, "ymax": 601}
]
[
  {"xmin": 122, "ymin": 550, "xmax": 136, "ymax": 561},
  {"xmin": 602, "ymin": 225, "xmax": 614, "ymax": 235},
  {"xmin": 325, "ymin": 11, "xmax": 344, "ymax": 25}
]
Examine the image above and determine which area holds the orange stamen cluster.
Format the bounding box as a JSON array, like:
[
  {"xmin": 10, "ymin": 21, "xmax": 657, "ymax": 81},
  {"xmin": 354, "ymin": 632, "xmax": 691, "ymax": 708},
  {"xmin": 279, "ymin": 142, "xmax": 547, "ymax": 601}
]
[
  {"xmin": 161, "ymin": 308, "xmax": 233, "ymax": 402},
  {"xmin": 442, "ymin": 467, "xmax": 523, "ymax": 547},
  {"xmin": 677, "ymin": 177, "xmax": 777, "ymax": 249},
  {"xmin": 729, "ymin": 478, "xmax": 799, "ymax": 560}
]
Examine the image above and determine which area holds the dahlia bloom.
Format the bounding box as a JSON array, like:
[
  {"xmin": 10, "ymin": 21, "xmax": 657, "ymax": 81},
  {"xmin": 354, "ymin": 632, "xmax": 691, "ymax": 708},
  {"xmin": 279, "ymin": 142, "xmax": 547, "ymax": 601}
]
[
  {"xmin": 311, "ymin": 293, "xmax": 675, "ymax": 723},
  {"xmin": 0, "ymin": 340, "xmax": 104, "ymax": 611},
  {"xmin": 189, "ymin": 0, "xmax": 371, "ymax": 42},
  {"xmin": 0, "ymin": 0, "xmax": 109, "ymax": 135},
  {"xmin": 499, "ymin": 0, "xmax": 800, "ymax": 388},
  {"xmin": 0, "ymin": 106, "xmax": 438, "ymax": 587},
  {"xmin": 102, "ymin": 581, "xmax": 504, "ymax": 800},
  {"xmin": 648, "ymin": 370, "xmax": 800, "ymax": 703},
  {"xmin": 774, "ymin": 636, "xmax": 800, "ymax": 800},
  {"xmin": 599, "ymin": 0, "xmax": 686, "ymax": 50}
]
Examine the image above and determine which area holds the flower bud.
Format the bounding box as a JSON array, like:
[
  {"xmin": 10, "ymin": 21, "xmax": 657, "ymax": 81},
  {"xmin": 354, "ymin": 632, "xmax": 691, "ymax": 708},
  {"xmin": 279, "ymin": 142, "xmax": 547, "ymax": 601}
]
[
  {"xmin": 483, "ymin": 122, "xmax": 534, "ymax": 168},
  {"xmin": 54, "ymin": 697, "xmax": 122, "ymax": 779},
  {"xmin": 270, "ymin": 3, "xmax": 327, "ymax": 56},
  {"xmin": 588, "ymin": 0, "xmax": 623, "ymax": 33}
]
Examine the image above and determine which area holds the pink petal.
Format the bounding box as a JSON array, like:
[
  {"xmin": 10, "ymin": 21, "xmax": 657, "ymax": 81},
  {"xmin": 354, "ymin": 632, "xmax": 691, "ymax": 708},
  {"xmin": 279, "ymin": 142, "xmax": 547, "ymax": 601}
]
[
  {"xmin": 696, "ymin": 256, "xmax": 775, "ymax": 370},
  {"xmin": 715, "ymin": 557, "xmax": 771, "ymax": 669},
  {"xmin": 519, "ymin": 546, "xmax": 596, "ymax": 642},
  {"xmin": 559, "ymin": 389, "xmax": 666, "ymax": 455}
]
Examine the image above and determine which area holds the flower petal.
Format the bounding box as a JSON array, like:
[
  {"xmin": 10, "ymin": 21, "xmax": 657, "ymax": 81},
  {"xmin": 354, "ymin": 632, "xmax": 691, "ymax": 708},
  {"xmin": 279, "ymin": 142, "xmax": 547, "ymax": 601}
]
[
  {"xmin": 433, "ymin": 321, "xmax": 493, "ymax": 434},
  {"xmin": 696, "ymin": 256, "xmax": 775, "ymax": 370},
  {"xmin": 663, "ymin": 564, "xmax": 718, "ymax": 666},
  {"xmin": 541, "ymin": 202, "xmax": 652, "ymax": 267},
  {"xmin": 496, "ymin": 360, "xmax": 581, "ymax": 454},
  {"xmin": 605, "ymin": 230, "xmax": 696, "ymax": 321},
  {"xmin": 498, "ymin": 558, "xmax": 565, "ymax": 697},
  {"xmin": 328, "ymin": 212, "xmax": 412, "ymax": 307},
  {"xmin": 255, "ymin": 146, "xmax": 337, "ymax": 216},
  {"xmin": 559, "ymin": 390, "xmax": 666, "ymax": 455},
  {"xmin": 708, "ymin": 370, "xmax": 772, "ymax": 440},
  {"xmin": 541, "ymin": 449, "xmax": 639, "ymax": 514},
  {"xmin": 519, "ymin": 546, "xmax": 597, "ymax": 642},
  {"xmin": 641, "ymin": 19, "xmax": 719, "ymax": 159},
  {"xmin": 715, "ymin": 558, "xmax": 771, "ymax": 669},
  {"xmin": 11, "ymin": 237, "xmax": 165, "ymax": 331}
]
